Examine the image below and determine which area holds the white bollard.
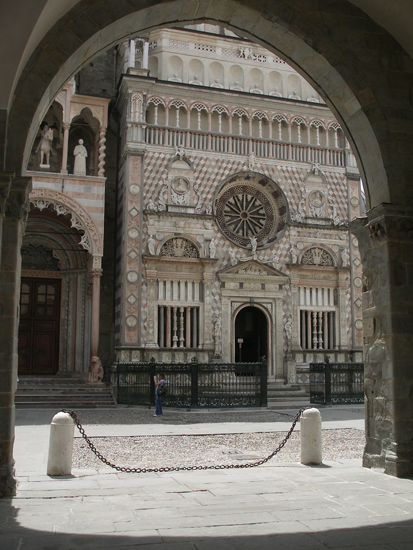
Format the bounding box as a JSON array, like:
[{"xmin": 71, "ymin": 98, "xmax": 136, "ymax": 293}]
[
  {"xmin": 300, "ymin": 408, "xmax": 322, "ymax": 465},
  {"xmin": 47, "ymin": 412, "xmax": 75, "ymax": 476}
]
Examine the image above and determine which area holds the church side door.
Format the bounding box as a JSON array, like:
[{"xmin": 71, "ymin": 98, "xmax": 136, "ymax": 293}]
[{"xmin": 18, "ymin": 278, "xmax": 61, "ymax": 375}]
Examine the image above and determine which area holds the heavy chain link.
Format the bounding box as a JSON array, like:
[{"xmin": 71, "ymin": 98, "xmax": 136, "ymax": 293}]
[{"xmin": 63, "ymin": 408, "xmax": 309, "ymax": 474}]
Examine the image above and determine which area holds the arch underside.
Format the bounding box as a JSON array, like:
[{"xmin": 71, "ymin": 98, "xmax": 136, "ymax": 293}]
[{"xmin": 7, "ymin": 0, "xmax": 413, "ymax": 211}]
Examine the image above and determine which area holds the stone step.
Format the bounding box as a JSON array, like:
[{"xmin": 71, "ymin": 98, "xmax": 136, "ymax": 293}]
[
  {"xmin": 15, "ymin": 376, "xmax": 117, "ymax": 408},
  {"xmin": 16, "ymin": 402, "xmax": 116, "ymax": 409}
]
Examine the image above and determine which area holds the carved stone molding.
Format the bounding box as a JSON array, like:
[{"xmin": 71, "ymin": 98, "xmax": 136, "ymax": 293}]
[{"xmin": 29, "ymin": 188, "xmax": 103, "ymax": 255}]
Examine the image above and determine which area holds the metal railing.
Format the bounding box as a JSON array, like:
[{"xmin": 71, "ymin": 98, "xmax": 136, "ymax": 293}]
[
  {"xmin": 309, "ymin": 360, "xmax": 364, "ymax": 404},
  {"xmin": 116, "ymin": 358, "xmax": 268, "ymax": 408}
]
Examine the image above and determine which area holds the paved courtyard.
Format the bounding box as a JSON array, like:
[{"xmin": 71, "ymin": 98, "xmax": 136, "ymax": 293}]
[{"xmin": 2, "ymin": 405, "xmax": 413, "ymax": 549}]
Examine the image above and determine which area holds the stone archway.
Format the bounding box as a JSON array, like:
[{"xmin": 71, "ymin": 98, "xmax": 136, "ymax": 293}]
[
  {"xmin": 2, "ymin": 0, "xmax": 413, "ymax": 497},
  {"xmin": 6, "ymin": 0, "xmax": 409, "ymax": 211}
]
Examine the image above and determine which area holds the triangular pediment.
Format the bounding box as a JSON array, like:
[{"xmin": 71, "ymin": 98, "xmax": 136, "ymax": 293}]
[{"xmin": 218, "ymin": 259, "xmax": 288, "ymax": 280}]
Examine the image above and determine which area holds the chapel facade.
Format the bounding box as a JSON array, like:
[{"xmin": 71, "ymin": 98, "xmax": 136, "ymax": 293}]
[{"xmin": 24, "ymin": 25, "xmax": 362, "ymax": 390}]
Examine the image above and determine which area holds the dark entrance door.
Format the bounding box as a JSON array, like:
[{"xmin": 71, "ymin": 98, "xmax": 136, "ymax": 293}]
[
  {"xmin": 235, "ymin": 306, "xmax": 268, "ymax": 362},
  {"xmin": 18, "ymin": 278, "xmax": 61, "ymax": 375}
]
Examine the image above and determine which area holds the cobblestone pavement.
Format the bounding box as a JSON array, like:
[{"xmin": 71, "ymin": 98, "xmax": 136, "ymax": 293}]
[
  {"xmin": 71, "ymin": 407, "xmax": 365, "ymax": 471},
  {"xmin": 73, "ymin": 407, "xmax": 296, "ymax": 425}
]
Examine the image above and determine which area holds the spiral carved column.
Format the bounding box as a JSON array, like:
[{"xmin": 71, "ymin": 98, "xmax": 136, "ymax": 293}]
[{"xmin": 97, "ymin": 127, "xmax": 107, "ymax": 177}]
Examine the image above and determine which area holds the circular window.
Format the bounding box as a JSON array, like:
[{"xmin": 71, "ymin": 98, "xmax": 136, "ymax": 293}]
[{"xmin": 214, "ymin": 172, "xmax": 288, "ymax": 249}]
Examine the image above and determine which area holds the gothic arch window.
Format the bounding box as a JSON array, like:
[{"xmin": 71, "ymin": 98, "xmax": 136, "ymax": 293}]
[{"xmin": 214, "ymin": 171, "xmax": 289, "ymax": 249}]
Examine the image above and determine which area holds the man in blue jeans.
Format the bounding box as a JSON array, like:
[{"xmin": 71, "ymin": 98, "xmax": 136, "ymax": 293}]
[{"xmin": 153, "ymin": 373, "xmax": 166, "ymax": 417}]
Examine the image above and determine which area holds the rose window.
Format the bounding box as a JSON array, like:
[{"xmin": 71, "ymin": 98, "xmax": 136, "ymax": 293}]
[{"xmin": 214, "ymin": 172, "xmax": 288, "ymax": 249}]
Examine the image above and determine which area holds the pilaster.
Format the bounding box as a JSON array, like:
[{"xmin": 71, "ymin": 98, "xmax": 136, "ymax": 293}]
[
  {"xmin": 351, "ymin": 204, "xmax": 413, "ymax": 477},
  {"xmin": 0, "ymin": 176, "xmax": 31, "ymax": 497}
]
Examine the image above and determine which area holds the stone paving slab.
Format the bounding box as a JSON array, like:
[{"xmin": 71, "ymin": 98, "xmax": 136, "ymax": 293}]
[{"xmin": 3, "ymin": 405, "xmax": 413, "ymax": 549}]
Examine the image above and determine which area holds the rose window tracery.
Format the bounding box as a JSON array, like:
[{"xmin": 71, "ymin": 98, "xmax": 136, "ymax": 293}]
[{"xmin": 214, "ymin": 172, "xmax": 288, "ymax": 249}]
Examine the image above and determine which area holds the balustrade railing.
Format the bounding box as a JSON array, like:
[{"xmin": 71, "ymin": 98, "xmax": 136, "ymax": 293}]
[
  {"xmin": 130, "ymin": 122, "xmax": 350, "ymax": 168},
  {"xmin": 115, "ymin": 359, "xmax": 268, "ymax": 408}
]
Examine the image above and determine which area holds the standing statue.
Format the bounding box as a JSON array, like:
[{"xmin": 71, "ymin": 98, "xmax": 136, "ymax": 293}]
[
  {"xmin": 36, "ymin": 123, "xmax": 54, "ymax": 168},
  {"xmin": 249, "ymin": 235, "xmax": 258, "ymax": 258},
  {"xmin": 209, "ymin": 240, "xmax": 217, "ymax": 258},
  {"xmin": 290, "ymin": 244, "xmax": 298, "ymax": 264},
  {"xmin": 73, "ymin": 139, "xmax": 88, "ymax": 176},
  {"xmin": 148, "ymin": 234, "xmax": 156, "ymax": 255}
]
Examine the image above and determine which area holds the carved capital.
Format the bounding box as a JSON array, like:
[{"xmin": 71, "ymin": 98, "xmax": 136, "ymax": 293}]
[
  {"xmin": 5, "ymin": 177, "xmax": 31, "ymax": 225},
  {"xmin": 90, "ymin": 268, "xmax": 103, "ymax": 278}
]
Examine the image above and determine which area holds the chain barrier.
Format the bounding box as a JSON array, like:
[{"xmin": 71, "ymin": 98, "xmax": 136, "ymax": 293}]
[{"xmin": 62, "ymin": 407, "xmax": 309, "ymax": 474}]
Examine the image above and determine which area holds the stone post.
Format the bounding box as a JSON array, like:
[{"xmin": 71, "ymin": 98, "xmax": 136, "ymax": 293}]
[
  {"xmin": 351, "ymin": 205, "xmax": 413, "ymax": 477},
  {"xmin": 300, "ymin": 408, "xmax": 322, "ymax": 465},
  {"xmin": 0, "ymin": 177, "xmax": 30, "ymax": 497},
  {"xmin": 47, "ymin": 412, "xmax": 75, "ymax": 476}
]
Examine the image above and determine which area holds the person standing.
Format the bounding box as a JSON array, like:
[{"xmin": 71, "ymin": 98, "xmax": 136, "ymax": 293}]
[{"xmin": 153, "ymin": 373, "xmax": 166, "ymax": 417}]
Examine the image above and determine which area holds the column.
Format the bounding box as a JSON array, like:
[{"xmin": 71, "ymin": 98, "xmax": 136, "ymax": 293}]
[
  {"xmin": 60, "ymin": 122, "xmax": 70, "ymax": 174},
  {"xmin": 186, "ymin": 306, "xmax": 191, "ymax": 348},
  {"xmin": 179, "ymin": 306, "xmax": 184, "ymax": 348},
  {"xmin": 97, "ymin": 127, "xmax": 107, "ymax": 177},
  {"xmin": 291, "ymin": 285, "xmax": 300, "ymax": 348},
  {"xmin": 0, "ymin": 177, "xmax": 30, "ymax": 497},
  {"xmin": 352, "ymin": 205, "xmax": 413, "ymax": 477},
  {"xmin": 89, "ymin": 262, "xmax": 103, "ymax": 373},
  {"xmin": 128, "ymin": 39, "xmax": 135, "ymax": 69},
  {"xmin": 142, "ymin": 40, "xmax": 149, "ymax": 70},
  {"xmin": 172, "ymin": 306, "xmax": 178, "ymax": 348},
  {"xmin": 166, "ymin": 306, "xmax": 171, "ymax": 348}
]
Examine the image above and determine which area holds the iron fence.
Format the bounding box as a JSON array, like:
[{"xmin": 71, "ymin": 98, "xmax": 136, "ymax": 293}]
[
  {"xmin": 310, "ymin": 361, "xmax": 364, "ymax": 404},
  {"xmin": 116, "ymin": 358, "xmax": 267, "ymax": 408}
]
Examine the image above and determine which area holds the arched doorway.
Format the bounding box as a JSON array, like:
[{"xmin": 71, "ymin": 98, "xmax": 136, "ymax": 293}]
[
  {"xmin": 19, "ymin": 202, "xmax": 92, "ymax": 376},
  {"xmin": 234, "ymin": 306, "xmax": 268, "ymax": 363}
]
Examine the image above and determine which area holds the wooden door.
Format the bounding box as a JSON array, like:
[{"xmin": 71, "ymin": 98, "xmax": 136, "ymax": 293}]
[{"xmin": 18, "ymin": 278, "xmax": 61, "ymax": 375}]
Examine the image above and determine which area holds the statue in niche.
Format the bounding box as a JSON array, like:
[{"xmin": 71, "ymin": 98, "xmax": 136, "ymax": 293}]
[
  {"xmin": 73, "ymin": 139, "xmax": 88, "ymax": 176},
  {"xmin": 230, "ymin": 81, "xmax": 243, "ymax": 91},
  {"xmin": 36, "ymin": 123, "xmax": 54, "ymax": 168},
  {"xmin": 249, "ymin": 236, "xmax": 258, "ymax": 259},
  {"xmin": 269, "ymin": 87, "xmax": 282, "ymax": 97},
  {"xmin": 290, "ymin": 244, "xmax": 298, "ymax": 264},
  {"xmin": 250, "ymin": 84, "xmax": 263, "ymax": 94},
  {"xmin": 289, "ymin": 90, "xmax": 301, "ymax": 100},
  {"xmin": 189, "ymin": 75, "xmax": 202, "ymax": 85},
  {"xmin": 148, "ymin": 235, "xmax": 156, "ymax": 255},
  {"xmin": 341, "ymin": 248, "xmax": 350, "ymax": 267},
  {"xmin": 168, "ymin": 73, "xmax": 182, "ymax": 82},
  {"xmin": 285, "ymin": 319, "xmax": 292, "ymax": 350},
  {"xmin": 209, "ymin": 240, "xmax": 217, "ymax": 258},
  {"xmin": 210, "ymin": 78, "xmax": 223, "ymax": 88}
]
